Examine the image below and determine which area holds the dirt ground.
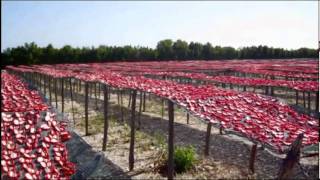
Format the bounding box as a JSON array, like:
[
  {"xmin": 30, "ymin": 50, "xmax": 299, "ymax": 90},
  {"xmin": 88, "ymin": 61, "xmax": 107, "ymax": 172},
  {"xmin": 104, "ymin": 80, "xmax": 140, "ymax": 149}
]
[{"xmin": 44, "ymin": 82, "xmax": 318, "ymax": 180}]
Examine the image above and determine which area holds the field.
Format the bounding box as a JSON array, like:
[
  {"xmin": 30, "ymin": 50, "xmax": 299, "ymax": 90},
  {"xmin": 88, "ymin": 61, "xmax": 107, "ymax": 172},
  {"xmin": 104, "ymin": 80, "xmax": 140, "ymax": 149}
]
[{"xmin": 1, "ymin": 59, "xmax": 319, "ymax": 179}]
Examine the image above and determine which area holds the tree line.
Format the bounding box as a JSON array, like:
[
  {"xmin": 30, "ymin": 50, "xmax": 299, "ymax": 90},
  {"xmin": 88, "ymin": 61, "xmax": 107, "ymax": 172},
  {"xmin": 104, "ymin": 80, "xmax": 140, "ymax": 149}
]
[{"xmin": 1, "ymin": 39, "xmax": 318, "ymax": 67}]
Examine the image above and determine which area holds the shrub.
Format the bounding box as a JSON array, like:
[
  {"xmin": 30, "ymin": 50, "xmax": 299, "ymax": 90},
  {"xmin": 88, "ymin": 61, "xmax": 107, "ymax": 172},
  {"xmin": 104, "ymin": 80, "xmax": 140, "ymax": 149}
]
[{"xmin": 174, "ymin": 145, "xmax": 197, "ymax": 173}]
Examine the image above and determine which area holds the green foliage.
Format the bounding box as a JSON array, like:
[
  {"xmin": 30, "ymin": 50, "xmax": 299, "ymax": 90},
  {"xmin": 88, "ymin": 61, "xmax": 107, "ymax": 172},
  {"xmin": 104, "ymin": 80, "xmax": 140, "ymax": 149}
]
[
  {"xmin": 1, "ymin": 39, "xmax": 318, "ymax": 67},
  {"xmin": 174, "ymin": 145, "xmax": 197, "ymax": 173}
]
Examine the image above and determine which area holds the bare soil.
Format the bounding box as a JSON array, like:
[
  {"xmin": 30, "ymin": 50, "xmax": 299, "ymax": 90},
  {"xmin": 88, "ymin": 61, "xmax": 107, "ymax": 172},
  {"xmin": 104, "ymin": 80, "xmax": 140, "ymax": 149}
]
[{"xmin": 45, "ymin": 83, "xmax": 319, "ymax": 180}]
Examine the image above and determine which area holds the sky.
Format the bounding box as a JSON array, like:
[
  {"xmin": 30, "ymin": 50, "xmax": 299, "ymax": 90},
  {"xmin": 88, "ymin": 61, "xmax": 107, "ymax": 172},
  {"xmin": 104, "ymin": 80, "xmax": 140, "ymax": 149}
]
[{"xmin": 1, "ymin": 1, "xmax": 318, "ymax": 51}]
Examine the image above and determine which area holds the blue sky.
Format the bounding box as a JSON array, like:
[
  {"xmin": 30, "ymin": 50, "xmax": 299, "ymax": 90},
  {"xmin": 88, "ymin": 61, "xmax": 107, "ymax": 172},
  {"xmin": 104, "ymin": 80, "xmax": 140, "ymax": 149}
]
[{"xmin": 1, "ymin": 1, "xmax": 318, "ymax": 51}]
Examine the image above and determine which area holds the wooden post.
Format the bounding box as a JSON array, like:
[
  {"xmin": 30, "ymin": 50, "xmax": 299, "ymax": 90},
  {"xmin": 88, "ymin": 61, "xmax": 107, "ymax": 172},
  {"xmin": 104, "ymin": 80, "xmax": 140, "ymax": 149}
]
[
  {"xmin": 120, "ymin": 90, "xmax": 124, "ymax": 122},
  {"xmin": 243, "ymin": 85, "xmax": 247, "ymax": 92},
  {"xmin": 94, "ymin": 83, "xmax": 98, "ymax": 109},
  {"xmin": 295, "ymin": 90, "xmax": 298, "ymax": 105},
  {"xmin": 303, "ymin": 92, "xmax": 306, "ymax": 108},
  {"xmin": 54, "ymin": 78, "xmax": 58, "ymax": 109},
  {"xmin": 128, "ymin": 90, "xmax": 132, "ymax": 108},
  {"xmin": 49, "ymin": 77, "xmax": 52, "ymax": 104},
  {"xmin": 265, "ymin": 86, "xmax": 269, "ymax": 95},
  {"xmin": 249, "ymin": 144, "xmax": 257, "ymax": 173},
  {"xmin": 278, "ymin": 134, "xmax": 304, "ymax": 179},
  {"xmin": 43, "ymin": 75, "xmax": 47, "ymax": 97},
  {"xmin": 61, "ymin": 78, "xmax": 64, "ymax": 113},
  {"xmin": 129, "ymin": 90, "xmax": 137, "ymax": 171},
  {"xmin": 168, "ymin": 100, "xmax": 174, "ymax": 180},
  {"xmin": 186, "ymin": 112, "xmax": 189, "ymax": 124},
  {"xmin": 69, "ymin": 78, "xmax": 75, "ymax": 125},
  {"xmin": 138, "ymin": 92, "xmax": 142, "ymax": 129},
  {"xmin": 142, "ymin": 92, "xmax": 146, "ymax": 112},
  {"xmin": 102, "ymin": 84, "xmax": 109, "ymax": 151},
  {"xmin": 307, "ymin": 92, "xmax": 311, "ymax": 112},
  {"xmin": 204, "ymin": 122, "xmax": 212, "ymax": 156},
  {"xmin": 161, "ymin": 99, "xmax": 164, "ymax": 119},
  {"xmin": 316, "ymin": 91, "xmax": 319, "ymax": 112},
  {"xmin": 85, "ymin": 82, "xmax": 89, "ymax": 136},
  {"xmin": 98, "ymin": 83, "xmax": 101, "ymax": 98}
]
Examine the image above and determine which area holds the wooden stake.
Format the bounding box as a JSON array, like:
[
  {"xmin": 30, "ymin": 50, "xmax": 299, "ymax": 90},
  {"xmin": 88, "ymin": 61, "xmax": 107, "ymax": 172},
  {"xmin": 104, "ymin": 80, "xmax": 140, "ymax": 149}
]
[
  {"xmin": 316, "ymin": 91, "xmax": 319, "ymax": 112},
  {"xmin": 278, "ymin": 134, "xmax": 304, "ymax": 179},
  {"xmin": 138, "ymin": 92, "xmax": 142, "ymax": 129},
  {"xmin": 161, "ymin": 99, "xmax": 164, "ymax": 119},
  {"xmin": 49, "ymin": 77, "xmax": 52, "ymax": 104},
  {"xmin": 186, "ymin": 112, "xmax": 189, "ymax": 124},
  {"xmin": 129, "ymin": 90, "xmax": 137, "ymax": 171},
  {"xmin": 249, "ymin": 144, "xmax": 258, "ymax": 173},
  {"xmin": 85, "ymin": 82, "xmax": 89, "ymax": 136},
  {"xmin": 295, "ymin": 90, "xmax": 298, "ymax": 105},
  {"xmin": 54, "ymin": 78, "xmax": 58, "ymax": 109},
  {"xmin": 94, "ymin": 83, "xmax": 98, "ymax": 109},
  {"xmin": 61, "ymin": 78, "xmax": 64, "ymax": 113},
  {"xmin": 69, "ymin": 78, "xmax": 75, "ymax": 126},
  {"xmin": 307, "ymin": 92, "xmax": 311, "ymax": 111},
  {"xmin": 142, "ymin": 92, "xmax": 146, "ymax": 112},
  {"xmin": 204, "ymin": 123, "xmax": 212, "ymax": 156},
  {"xmin": 128, "ymin": 90, "xmax": 132, "ymax": 108},
  {"xmin": 168, "ymin": 100, "xmax": 174, "ymax": 180},
  {"xmin": 120, "ymin": 90, "xmax": 124, "ymax": 122},
  {"xmin": 303, "ymin": 92, "xmax": 306, "ymax": 108},
  {"xmin": 43, "ymin": 75, "xmax": 47, "ymax": 97},
  {"xmin": 102, "ymin": 84, "xmax": 109, "ymax": 151}
]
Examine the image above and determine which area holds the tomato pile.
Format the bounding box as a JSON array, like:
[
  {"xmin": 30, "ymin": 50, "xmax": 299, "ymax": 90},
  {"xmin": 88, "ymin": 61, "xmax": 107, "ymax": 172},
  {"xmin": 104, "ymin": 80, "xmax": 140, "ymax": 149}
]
[{"xmin": 1, "ymin": 72, "xmax": 75, "ymax": 179}]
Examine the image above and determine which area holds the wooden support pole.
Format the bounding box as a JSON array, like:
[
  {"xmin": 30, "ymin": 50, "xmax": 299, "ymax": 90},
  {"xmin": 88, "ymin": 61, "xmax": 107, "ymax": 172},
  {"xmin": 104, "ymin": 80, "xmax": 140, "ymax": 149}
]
[
  {"xmin": 161, "ymin": 99, "xmax": 164, "ymax": 119},
  {"xmin": 167, "ymin": 100, "xmax": 174, "ymax": 180},
  {"xmin": 270, "ymin": 86, "xmax": 274, "ymax": 96},
  {"xmin": 186, "ymin": 112, "xmax": 189, "ymax": 124},
  {"xmin": 142, "ymin": 92, "xmax": 146, "ymax": 112},
  {"xmin": 61, "ymin": 78, "xmax": 64, "ymax": 113},
  {"xmin": 278, "ymin": 134, "xmax": 304, "ymax": 179},
  {"xmin": 49, "ymin": 77, "xmax": 52, "ymax": 104},
  {"xmin": 303, "ymin": 92, "xmax": 306, "ymax": 108},
  {"xmin": 43, "ymin": 75, "xmax": 47, "ymax": 97},
  {"xmin": 69, "ymin": 78, "xmax": 75, "ymax": 126},
  {"xmin": 129, "ymin": 90, "xmax": 137, "ymax": 171},
  {"xmin": 295, "ymin": 90, "xmax": 298, "ymax": 105},
  {"xmin": 94, "ymin": 83, "xmax": 98, "ymax": 109},
  {"xmin": 138, "ymin": 92, "xmax": 142, "ymax": 129},
  {"xmin": 102, "ymin": 85, "xmax": 109, "ymax": 151},
  {"xmin": 54, "ymin": 78, "xmax": 58, "ymax": 109},
  {"xmin": 204, "ymin": 123, "xmax": 212, "ymax": 156},
  {"xmin": 249, "ymin": 144, "xmax": 258, "ymax": 173},
  {"xmin": 316, "ymin": 91, "xmax": 319, "ymax": 112},
  {"xmin": 307, "ymin": 92, "xmax": 311, "ymax": 111},
  {"xmin": 120, "ymin": 90, "xmax": 124, "ymax": 122},
  {"xmin": 85, "ymin": 82, "xmax": 89, "ymax": 136},
  {"xmin": 128, "ymin": 90, "xmax": 132, "ymax": 108},
  {"xmin": 265, "ymin": 86, "xmax": 269, "ymax": 95},
  {"xmin": 98, "ymin": 83, "xmax": 101, "ymax": 98}
]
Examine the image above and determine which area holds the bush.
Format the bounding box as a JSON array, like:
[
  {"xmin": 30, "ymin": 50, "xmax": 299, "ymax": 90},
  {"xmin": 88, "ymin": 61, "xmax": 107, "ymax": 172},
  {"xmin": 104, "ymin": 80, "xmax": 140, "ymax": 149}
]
[{"xmin": 174, "ymin": 145, "xmax": 197, "ymax": 173}]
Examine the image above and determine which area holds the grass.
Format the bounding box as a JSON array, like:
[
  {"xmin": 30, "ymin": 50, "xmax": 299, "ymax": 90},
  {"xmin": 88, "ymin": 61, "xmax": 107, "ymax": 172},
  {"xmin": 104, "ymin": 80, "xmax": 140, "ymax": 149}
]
[{"xmin": 174, "ymin": 145, "xmax": 197, "ymax": 173}]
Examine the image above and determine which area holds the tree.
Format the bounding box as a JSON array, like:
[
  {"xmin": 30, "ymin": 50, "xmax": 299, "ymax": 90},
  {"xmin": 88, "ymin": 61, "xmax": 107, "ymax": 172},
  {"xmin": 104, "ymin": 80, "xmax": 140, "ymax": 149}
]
[
  {"xmin": 156, "ymin": 39, "xmax": 174, "ymax": 60},
  {"xmin": 172, "ymin": 39, "xmax": 189, "ymax": 60}
]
